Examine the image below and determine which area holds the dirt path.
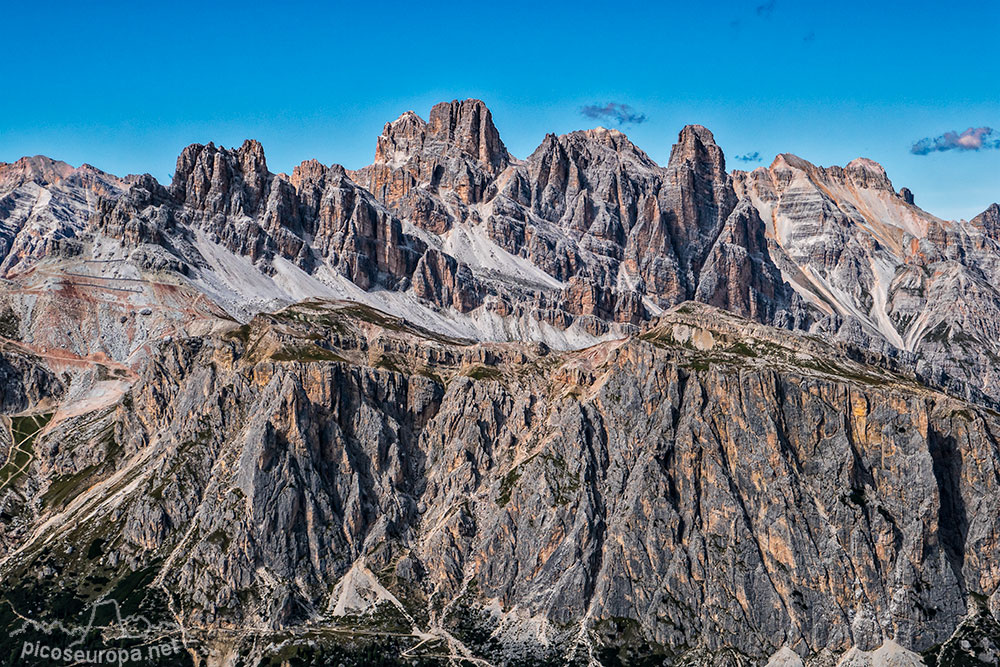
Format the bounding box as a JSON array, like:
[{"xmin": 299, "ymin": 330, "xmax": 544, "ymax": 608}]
[
  {"xmin": 0, "ymin": 338, "xmax": 133, "ymax": 376},
  {"xmin": 0, "ymin": 412, "xmax": 49, "ymax": 493}
]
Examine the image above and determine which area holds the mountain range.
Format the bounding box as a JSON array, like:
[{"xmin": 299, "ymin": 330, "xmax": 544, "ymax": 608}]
[{"xmin": 1, "ymin": 99, "xmax": 999, "ymax": 666}]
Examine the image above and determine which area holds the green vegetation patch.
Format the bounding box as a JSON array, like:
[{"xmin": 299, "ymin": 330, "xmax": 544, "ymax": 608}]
[
  {"xmin": 374, "ymin": 355, "xmax": 403, "ymax": 374},
  {"xmin": 206, "ymin": 528, "xmax": 231, "ymax": 551},
  {"xmin": 42, "ymin": 464, "xmax": 100, "ymax": 509},
  {"xmin": 593, "ymin": 616, "xmax": 672, "ymax": 666},
  {"xmin": 497, "ymin": 466, "xmax": 522, "ymax": 507},
  {"xmin": 0, "ymin": 412, "xmax": 53, "ymax": 487},
  {"xmin": 464, "ymin": 365, "xmax": 502, "ymax": 382},
  {"xmin": 796, "ymin": 358, "xmax": 891, "ymax": 387},
  {"xmin": 222, "ymin": 323, "xmax": 252, "ymax": 343},
  {"xmin": 337, "ymin": 303, "xmax": 471, "ymax": 345},
  {"xmin": 640, "ymin": 329, "xmax": 692, "ymax": 350},
  {"xmin": 258, "ymin": 631, "xmax": 446, "ymax": 666},
  {"xmin": 0, "ymin": 307, "xmax": 20, "ymax": 339},
  {"xmin": 273, "ymin": 305, "xmax": 351, "ymax": 335},
  {"xmin": 337, "ymin": 304, "xmax": 409, "ymax": 332},
  {"xmin": 11, "ymin": 412, "xmax": 52, "ymax": 443},
  {"xmin": 725, "ymin": 342, "xmax": 757, "ymax": 358},
  {"xmin": 270, "ymin": 344, "xmax": 346, "ymax": 363},
  {"xmin": 416, "ymin": 367, "xmax": 445, "ymax": 385}
]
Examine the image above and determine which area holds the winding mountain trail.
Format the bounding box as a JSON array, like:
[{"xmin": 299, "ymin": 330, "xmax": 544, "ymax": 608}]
[{"xmin": 0, "ymin": 412, "xmax": 50, "ymax": 493}]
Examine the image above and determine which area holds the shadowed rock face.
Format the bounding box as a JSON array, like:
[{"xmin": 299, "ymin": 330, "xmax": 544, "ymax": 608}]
[
  {"xmin": 352, "ymin": 103, "xmax": 800, "ymax": 331},
  {"xmin": 286, "ymin": 160, "xmax": 423, "ymax": 289},
  {"xmin": 357, "ymin": 99, "xmax": 512, "ymax": 231},
  {"xmin": 488, "ymin": 124, "xmax": 742, "ymax": 305},
  {"xmin": 427, "ymin": 98, "xmax": 510, "ymax": 177},
  {"xmin": 99, "ymin": 139, "xmax": 427, "ymax": 290},
  {"xmin": 0, "ymin": 348, "xmax": 63, "ymax": 414},
  {"xmin": 173, "ymin": 139, "xmax": 271, "ymax": 218},
  {"xmin": 640, "ymin": 124, "xmax": 738, "ymax": 302},
  {"xmin": 694, "ymin": 199, "xmax": 797, "ymax": 323},
  {"xmin": 412, "ymin": 247, "xmax": 481, "ymax": 312}
]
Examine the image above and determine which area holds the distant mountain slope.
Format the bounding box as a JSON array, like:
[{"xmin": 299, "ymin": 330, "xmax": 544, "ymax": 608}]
[{"xmin": 736, "ymin": 154, "xmax": 1000, "ymax": 403}]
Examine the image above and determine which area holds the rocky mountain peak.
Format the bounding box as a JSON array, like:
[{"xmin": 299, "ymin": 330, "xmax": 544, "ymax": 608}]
[
  {"xmin": 579, "ymin": 127, "xmax": 654, "ymax": 159},
  {"xmin": 845, "ymin": 156, "xmax": 894, "ymax": 191},
  {"xmin": 172, "ymin": 140, "xmax": 272, "ymax": 217},
  {"xmin": 290, "ymin": 158, "xmax": 329, "ymax": 186},
  {"xmin": 427, "ymin": 98, "xmax": 510, "ymax": 175},
  {"xmin": 972, "ymin": 202, "xmax": 1000, "ymax": 241},
  {"xmin": 973, "ymin": 202, "xmax": 1000, "ymax": 225},
  {"xmin": 0, "ymin": 155, "xmax": 75, "ymax": 188},
  {"xmin": 372, "ymin": 99, "xmax": 510, "ymax": 176},
  {"xmin": 668, "ymin": 124, "xmax": 727, "ymax": 175},
  {"xmin": 540, "ymin": 127, "xmax": 658, "ymax": 170},
  {"xmin": 373, "ymin": 110, "xmax": 428, "ymax": 163},
  {"xmin": 678, "ymin": 123, "xmax": 716, "ymax": 144},
  {"xmin": 767, "ymin": 153, "xmax": 896, "ymax": 193},
  {"xmin": 235, "ymin": 139, "xmax": 268, "ymax": 208},
  {"xmin": 770, "ymin": 152, "xmax": 813, "ymax": 172},
  {"xmin": 0, "ymin": 155, "xmax": 127, "ymax": 277},
  {"xmin": 75, "ymin": 163, "xmax": 102, "ymax": 176},
  {"xmin": 899, "ymin": 186, "xmax": 915, "ymax": 205},
  {"xmin": 575, "ymin": 126, "xmax": 626, "ymax": 143},
  {"xmin": 845, "ymin": 156, "xmax": 886, "ymax": 174},
  {"xmin": 358, "ymin": 100, "xmax": 513, "ymax": 224},
  {"xmin": 235, "ymin": 138, "xmax": 267, "ymax": 173}
]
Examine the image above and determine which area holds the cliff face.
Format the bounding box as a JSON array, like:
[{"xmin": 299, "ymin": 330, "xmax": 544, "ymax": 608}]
[
  {"xmin": 486, "ymin": 124, "xmax": 749, "ymax": 312},
  {"xmin": 694, "ymin": 199, "xmax": 797, "ymax": 323},
  {"xmin": 363, "ymin": 110, "xmax": 790, "ymax": 323},
  {"xmin": 2, "ymin": 302, "xmax": 999, "ymax": 665}
]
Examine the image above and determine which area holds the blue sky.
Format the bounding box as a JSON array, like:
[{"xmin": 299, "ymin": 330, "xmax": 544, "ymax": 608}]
[{"xmin": 2, "ymin": 0, "xmax": 997, "ymax": 220}]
